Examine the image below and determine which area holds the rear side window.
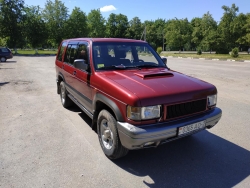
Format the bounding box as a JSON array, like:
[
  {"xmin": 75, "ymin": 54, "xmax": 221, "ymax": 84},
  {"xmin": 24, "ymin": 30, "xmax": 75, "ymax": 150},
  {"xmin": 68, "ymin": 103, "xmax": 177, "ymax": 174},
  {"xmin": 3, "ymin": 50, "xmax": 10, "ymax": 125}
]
[
  {"xmin": 64, "ymin": 44, "xmax": 78, "ymax": 65},
  {"xmin": 0, "ymin": 48, "xmax": 9, "ymax": 53},
  {"xmin": 76, "ymin": 43, "xmax": 89, "ymax": 64},
  {"xmin": 57, "ymin": 42, "xmax": 67, "ymax": 61}
]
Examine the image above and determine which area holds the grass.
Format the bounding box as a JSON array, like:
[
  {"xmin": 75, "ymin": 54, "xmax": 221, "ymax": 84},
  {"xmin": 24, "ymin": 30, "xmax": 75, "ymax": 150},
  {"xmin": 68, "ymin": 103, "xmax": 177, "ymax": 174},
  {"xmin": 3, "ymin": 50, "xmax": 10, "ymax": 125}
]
[
  {"xmin": 161, "ymin": 52, "xmax": 250, "ymax": 61},
  {"xmin": 12, "ymin": 49, "xmax": 57, "ymax": 55}
]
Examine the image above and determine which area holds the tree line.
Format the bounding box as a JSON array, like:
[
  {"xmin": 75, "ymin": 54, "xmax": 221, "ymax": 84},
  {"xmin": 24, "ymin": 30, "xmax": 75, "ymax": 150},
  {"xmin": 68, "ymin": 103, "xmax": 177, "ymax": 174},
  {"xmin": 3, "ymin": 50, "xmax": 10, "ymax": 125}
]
[{"xmin": 0, "ymin": 0, "xmax": 249, "ymax": 53}]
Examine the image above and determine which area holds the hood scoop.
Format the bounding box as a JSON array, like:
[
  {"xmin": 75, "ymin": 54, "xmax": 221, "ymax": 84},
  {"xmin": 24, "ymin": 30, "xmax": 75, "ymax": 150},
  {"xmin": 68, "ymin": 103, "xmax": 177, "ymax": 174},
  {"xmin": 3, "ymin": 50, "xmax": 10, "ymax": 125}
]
[{"xmin": 134, "ymin": 72, "xmax": 173, "ymax": 79}]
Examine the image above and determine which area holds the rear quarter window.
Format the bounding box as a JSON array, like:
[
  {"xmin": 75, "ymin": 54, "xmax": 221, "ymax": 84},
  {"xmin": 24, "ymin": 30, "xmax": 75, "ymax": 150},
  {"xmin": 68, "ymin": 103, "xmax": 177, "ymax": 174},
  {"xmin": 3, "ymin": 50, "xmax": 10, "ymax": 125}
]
[{"xmin": 0, "ymin": 48, "xmax": 9, "ymax": 53}]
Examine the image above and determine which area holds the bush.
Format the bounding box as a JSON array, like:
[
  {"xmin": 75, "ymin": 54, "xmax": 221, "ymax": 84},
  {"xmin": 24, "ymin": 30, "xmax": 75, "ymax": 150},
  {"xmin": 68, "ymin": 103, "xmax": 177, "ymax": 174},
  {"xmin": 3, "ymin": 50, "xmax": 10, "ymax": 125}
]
[
  {"xmin": 197, "ymin": 49, "xmax": 202, "ymax": 55},
  {"xmin": 157, "ymin": 47, "xmax": 162, "ymax": 54},
  {"xmin": 231, "ymin": 47, "xmax": 239, "ymax": 58}
]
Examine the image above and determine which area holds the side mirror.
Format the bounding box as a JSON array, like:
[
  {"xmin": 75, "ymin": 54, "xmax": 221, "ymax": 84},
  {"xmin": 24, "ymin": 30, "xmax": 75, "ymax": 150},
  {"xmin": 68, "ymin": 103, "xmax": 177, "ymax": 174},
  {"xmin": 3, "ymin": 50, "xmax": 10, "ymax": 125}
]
[
  {"xmin": 162, "ymin": 57, "xmax": 167, "ymax": 64},
  {"xmin": 74, "ymin": 59, "xmax": 89, "ymax": 71}
]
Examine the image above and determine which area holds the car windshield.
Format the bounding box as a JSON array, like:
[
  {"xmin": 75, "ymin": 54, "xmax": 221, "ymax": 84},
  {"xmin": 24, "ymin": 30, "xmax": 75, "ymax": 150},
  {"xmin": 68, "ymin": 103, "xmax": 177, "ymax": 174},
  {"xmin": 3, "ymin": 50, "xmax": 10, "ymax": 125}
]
[{"xmin": 92, "ymin": 42, "xmax": 166, "ymax": 70}]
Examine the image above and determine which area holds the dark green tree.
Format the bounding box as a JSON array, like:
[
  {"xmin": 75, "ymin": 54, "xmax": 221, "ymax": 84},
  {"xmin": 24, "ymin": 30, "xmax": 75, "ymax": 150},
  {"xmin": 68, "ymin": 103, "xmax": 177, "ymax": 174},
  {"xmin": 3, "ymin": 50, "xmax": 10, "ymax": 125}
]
[
  {"xmin": 141, "ymin": 19, "xmax": 166, "ymax": 50},
  {"xmin": 191, "ymin": 17, "xmax": 203, "ymax": 48},
  {"xmin": 165, "ymin": 18, "xmax": 192, "ymax": 50},
  {"xmin": 23, "ymin": 5, "xmax": 48, "ymax": 48},
  {"xmin": 115, "ymin": 14, "xmax": 128, "ymax": 38},
  {"xmin": 87, "ymin": 9, "xmax": 106, "ymax": 37},
  {"xmin": 42, "ymin": 0, "xmax": 68, "ymax": 47},
  {"xmin": 105, "ymin": 13, "xmax": 116, "ymax": 37},
  {"xmin": 241, "ymin": 14, "xmax": 250, "ymax": 48},
  {"xmin": 233, "ymin": 13, "xmax": 248, "ymax": 48},
  {"xmin": 64, "ymin": 7, "xmax": 88, "ymax": 38},
  {"xmin": 142, "ymin": 20, "xmax": 166, "ymax": 49},
  {"xmin": 191, "ymin": 12, "xmax": 218, "ymax": 52},
  {"xmin": 142, "ymin": 21, "xmax": 156, "ymax": 48},
  {"xmin": 200, "ymin": 12, "xmax": 218, "ymax": 52},
  {"xmin": 152, "ymin": 19, "xmax": 166, "ymax": 50},
  {"xmin": 126, "ymin": 17, "xmax": 143, "ymax": 39},
  {"xmin": 106, "ymin": 13, "xmax": 128, "ymax": 38},
  {"xmin": 0, "ymin": 0, "xmax": 25, "ymax": 48},
  {"xmin": 217, "ymin": 3, "xmax": 239, "ymax": 52}
]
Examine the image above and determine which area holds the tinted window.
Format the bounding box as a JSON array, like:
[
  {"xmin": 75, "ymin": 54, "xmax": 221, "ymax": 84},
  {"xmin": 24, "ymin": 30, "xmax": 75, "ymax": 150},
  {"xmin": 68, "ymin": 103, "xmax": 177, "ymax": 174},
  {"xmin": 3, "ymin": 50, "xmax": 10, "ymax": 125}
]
[
  {"xmin": 64, "ymin": 44, "xmax": 77, "ymax": 65},
  {"xmin": 76, "ymin": 43, "xmax": 89, "ymax": 64},
  {"xmin": 57, "ymin": 42, "xmax": 67, "ymax": 61},
  {"xmin": 1, "ymin": 48, "xmax": 9, "ymax": 52}
]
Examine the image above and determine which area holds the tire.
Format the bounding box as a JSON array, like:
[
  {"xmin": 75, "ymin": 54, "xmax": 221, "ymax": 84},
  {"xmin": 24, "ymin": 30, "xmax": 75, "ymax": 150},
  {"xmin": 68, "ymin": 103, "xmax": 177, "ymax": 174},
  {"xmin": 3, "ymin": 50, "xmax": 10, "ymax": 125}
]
[
  {"xmin": 59, "ymin": 81, "xmax": 73, "ymax": 108},
  {"xmin": 0, "ymin": 57, "xmax": 6, "ymax": 62},
  {"xmin": 97, "ymin": 110, "xmax": 128, "ymax": 159}
]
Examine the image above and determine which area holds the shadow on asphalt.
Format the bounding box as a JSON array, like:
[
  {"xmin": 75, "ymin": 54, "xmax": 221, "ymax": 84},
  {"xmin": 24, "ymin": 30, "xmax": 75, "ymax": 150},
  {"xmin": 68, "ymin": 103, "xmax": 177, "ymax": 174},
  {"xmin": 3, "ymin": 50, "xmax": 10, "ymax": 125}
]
[
  {"xmin": 67, "ymin": 105, "xmax": 82, "ymax": 113},
  {"xmin": 0, "ymin": 61, "xmax": 17, "ymax": 63},
  {"xmin": 77, "ymin": 110, "xmax": 92, "ymax": 129},
  {"xmin": 67, "ymin": 105, "xmax": 93, "ymax": 128},
  {"xmin": 114, "ymin": 131, "xmax": 250, "ymax": 187},
  {"xmin": 0, "ymin": 82, "xmax": 10, "ymax": 86},
  {"xmin": 73, "ymin": 109, "xmax": 250, "ymax": 187}
]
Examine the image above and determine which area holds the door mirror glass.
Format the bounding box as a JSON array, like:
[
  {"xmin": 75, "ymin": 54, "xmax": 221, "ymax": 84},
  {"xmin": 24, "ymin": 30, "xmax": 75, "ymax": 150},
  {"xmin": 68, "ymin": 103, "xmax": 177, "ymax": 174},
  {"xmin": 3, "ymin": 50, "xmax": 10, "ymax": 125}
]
[{"xmin": 74, "ymin": 59, "xmax": 89, "ymax": 70}]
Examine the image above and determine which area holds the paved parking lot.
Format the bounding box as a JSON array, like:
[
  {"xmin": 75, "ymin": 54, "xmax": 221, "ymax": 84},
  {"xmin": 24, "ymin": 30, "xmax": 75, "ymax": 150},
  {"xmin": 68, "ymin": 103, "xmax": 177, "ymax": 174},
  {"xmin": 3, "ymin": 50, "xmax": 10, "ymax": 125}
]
[{"xmin": 0, "ymin": 56, "xmax": 250, "ymax": 188}]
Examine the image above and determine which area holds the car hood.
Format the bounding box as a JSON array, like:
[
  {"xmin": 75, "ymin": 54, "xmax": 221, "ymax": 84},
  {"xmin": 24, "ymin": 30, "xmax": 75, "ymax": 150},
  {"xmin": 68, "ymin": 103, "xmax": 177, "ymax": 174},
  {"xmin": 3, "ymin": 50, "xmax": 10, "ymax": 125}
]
[{"xmin": 99, "ymin": 68, "xmax": 216, "ymax": 106}]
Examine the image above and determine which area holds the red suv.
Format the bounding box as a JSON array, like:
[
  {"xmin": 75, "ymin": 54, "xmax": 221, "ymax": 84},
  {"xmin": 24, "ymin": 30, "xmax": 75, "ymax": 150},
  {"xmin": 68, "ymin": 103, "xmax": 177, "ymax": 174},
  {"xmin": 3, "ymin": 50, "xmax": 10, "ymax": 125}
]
[{"xmin": 55, "ymin": 38, "xmax": 222, "ymax": 159}]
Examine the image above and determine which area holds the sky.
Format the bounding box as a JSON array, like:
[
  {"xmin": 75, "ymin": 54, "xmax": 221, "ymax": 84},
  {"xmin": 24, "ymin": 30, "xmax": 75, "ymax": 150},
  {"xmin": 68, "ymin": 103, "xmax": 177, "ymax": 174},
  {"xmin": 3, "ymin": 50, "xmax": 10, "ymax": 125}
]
[{"xmin": 24, "ymin": 0, "xmax": 250, "ymax": 22}]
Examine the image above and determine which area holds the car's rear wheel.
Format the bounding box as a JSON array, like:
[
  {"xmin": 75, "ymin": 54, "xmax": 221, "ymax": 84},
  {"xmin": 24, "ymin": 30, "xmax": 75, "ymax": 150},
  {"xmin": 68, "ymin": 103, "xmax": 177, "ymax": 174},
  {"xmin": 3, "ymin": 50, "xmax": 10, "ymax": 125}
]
[
  {"xmin": 0, "ymin": 57, "xmax": 6, "ymax": 62},
  {"xmin": 97, "ymin": 110, "xmax": 128, "ymax": 159},
  {"xmin": 60, "ymin": 81, "xmax": 73, "ymax": 108}
]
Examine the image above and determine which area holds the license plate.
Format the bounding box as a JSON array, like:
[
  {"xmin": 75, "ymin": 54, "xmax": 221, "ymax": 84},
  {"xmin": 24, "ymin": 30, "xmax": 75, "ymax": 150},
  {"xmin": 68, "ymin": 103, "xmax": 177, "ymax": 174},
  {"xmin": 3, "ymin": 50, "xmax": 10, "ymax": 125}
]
[{"xmin": 178, "ymin": 121, "xmax": 206, "ymax": 136}]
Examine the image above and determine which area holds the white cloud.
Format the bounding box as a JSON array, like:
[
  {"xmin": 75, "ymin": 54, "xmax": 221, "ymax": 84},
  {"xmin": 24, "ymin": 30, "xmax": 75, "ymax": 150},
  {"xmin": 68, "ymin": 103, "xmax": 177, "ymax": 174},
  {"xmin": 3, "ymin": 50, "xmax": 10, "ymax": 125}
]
[{"xmin": 100, "ymin": 5, "xmax": 117, "ymax": 12}]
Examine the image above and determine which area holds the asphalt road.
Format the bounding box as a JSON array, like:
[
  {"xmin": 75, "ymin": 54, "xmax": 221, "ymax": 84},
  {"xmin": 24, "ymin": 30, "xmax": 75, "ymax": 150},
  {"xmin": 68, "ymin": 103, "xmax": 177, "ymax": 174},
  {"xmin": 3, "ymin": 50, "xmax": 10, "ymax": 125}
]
[{"xmin": 0, "ymin": 56, "xmax": 250, "ymax": 188}]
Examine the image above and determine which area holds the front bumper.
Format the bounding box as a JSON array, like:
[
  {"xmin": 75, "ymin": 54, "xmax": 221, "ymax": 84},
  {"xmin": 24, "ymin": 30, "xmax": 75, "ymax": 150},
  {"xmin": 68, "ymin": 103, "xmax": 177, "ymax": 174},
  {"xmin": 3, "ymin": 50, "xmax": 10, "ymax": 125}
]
[{"xmin": 117, "ymin": 107, "xmax": 222, "ymax": 150}]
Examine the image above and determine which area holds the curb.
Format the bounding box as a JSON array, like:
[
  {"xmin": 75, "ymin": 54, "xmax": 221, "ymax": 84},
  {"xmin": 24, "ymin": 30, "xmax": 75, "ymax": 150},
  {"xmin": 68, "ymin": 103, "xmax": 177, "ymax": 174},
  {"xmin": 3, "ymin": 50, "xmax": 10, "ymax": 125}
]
[{"xmin": 164, "ymin": 56, "xmax": 250, "ymax": 62}]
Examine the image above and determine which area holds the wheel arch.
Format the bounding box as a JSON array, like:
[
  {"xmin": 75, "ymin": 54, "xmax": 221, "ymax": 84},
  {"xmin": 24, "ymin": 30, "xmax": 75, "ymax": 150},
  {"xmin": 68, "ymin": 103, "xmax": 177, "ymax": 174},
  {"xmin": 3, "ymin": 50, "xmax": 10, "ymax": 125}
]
[
  {"xmin": 92, "ymin": 93, "xmax": 125, "ymax": 131},
  {"xmin": 57, "ymin": 72, "xmax": 65, "ymax": 94}
]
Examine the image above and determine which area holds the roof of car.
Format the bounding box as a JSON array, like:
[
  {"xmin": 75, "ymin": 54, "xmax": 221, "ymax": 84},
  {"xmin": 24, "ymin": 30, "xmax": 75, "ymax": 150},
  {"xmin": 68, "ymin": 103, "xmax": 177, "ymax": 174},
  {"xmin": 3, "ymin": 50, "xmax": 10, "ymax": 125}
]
[{"xmin": 63, "ymin": 38, "xmax": 147, "ymax": 43}]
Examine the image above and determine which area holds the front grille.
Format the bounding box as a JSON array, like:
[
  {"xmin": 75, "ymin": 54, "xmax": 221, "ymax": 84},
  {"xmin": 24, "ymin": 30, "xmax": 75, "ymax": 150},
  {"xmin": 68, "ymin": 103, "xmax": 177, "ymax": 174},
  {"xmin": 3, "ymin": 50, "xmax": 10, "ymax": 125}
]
[{"xmin": 166, "ymin": 99, "xmax": 207, "ymax": 119}]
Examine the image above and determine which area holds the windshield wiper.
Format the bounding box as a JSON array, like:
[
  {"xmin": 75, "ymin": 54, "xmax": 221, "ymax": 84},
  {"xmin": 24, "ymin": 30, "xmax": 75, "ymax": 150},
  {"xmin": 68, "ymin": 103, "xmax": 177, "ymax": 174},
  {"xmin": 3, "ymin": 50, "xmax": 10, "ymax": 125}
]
[
  {"xmin": 136, "ymin": 64, "xmax": 158, "ymax": 67},
  {"xmin": 133, "ymin": 64, "xmax": 166, "ymax": 69},
  {"xmin": 98, "ymin": 65, "xmax": 127, "ymax": 70}
]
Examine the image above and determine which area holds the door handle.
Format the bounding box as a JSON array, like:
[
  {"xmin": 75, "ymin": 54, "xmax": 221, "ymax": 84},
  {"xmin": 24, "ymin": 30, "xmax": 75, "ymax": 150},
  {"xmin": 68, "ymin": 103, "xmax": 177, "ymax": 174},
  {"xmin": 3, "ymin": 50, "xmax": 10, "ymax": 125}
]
[{"xmin": 73, "ymin": 71, "xmax": 77, "ymax": 75}]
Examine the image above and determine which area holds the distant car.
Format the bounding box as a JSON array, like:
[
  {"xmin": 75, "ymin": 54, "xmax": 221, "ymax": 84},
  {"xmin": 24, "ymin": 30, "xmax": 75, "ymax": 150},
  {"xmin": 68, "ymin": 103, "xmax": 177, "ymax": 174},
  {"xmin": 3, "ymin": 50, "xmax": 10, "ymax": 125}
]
[{"xmin": 0, "ymin": 47, "xmax": 13, "ymax": 62}]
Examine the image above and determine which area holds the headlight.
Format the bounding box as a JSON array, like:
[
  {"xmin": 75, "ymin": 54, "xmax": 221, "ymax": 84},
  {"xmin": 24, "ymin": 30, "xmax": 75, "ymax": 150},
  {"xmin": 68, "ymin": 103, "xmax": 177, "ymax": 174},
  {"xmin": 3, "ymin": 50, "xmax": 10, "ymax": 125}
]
[
  {"xmin": 127, "ymin": 105, "xmax": 161, "ymax": 120},
  {"xmin": 207, "ymin": 94, "xmax": 217, "ymax": 107}
]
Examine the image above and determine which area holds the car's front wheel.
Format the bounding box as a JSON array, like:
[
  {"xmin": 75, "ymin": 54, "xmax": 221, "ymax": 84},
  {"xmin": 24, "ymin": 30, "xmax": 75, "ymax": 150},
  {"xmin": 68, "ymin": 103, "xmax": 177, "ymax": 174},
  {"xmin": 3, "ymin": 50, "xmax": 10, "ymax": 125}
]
[
  {"xmin": 97, "ymin": 110, "xmax": 128, "ymax": 159},
  {"xmin": 0, "ymin": 57, "xmax": 6, "ymax": 62},
  {"xmin": 60, "ymin": 81, "xmax": 73, "ymax": 108}
]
